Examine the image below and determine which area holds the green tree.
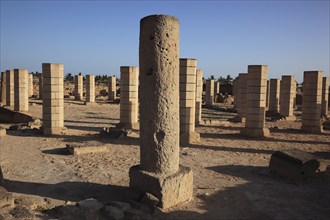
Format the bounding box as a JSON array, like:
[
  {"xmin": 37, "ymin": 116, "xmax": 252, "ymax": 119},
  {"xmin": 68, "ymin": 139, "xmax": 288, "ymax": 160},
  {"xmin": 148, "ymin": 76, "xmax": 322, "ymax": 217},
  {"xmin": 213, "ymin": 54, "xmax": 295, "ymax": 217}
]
[{"xmin": 64, "ymin": 73, "xmax": 74, "ymax": 81}]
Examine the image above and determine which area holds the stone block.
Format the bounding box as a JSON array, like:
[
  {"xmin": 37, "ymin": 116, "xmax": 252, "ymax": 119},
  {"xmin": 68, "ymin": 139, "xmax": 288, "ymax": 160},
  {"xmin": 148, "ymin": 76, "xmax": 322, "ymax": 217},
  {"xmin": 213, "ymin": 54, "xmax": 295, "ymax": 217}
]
[
  {"xmin": 66, "ymin": 144, "xmax": 109, "ymax": 155},
  {"xmin": 0, "ymin": 127, "xmax": 6, "ymax": 137},
  {"xmin": 241, "ymin": 127, "xmax": 269, "ymax": 137}
]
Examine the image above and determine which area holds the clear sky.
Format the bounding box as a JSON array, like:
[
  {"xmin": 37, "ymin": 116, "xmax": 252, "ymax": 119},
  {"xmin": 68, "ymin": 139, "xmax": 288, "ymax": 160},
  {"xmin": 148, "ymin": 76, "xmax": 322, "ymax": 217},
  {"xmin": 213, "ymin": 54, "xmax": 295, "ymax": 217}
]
[{"xmin": 1, "ymin": 0, "xmax": 329, "ymax": 83}]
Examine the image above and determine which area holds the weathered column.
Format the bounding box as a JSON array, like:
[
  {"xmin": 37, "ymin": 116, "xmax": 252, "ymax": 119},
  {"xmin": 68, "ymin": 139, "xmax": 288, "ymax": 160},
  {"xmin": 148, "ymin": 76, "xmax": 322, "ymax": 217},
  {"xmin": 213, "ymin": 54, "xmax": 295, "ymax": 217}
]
[
  {"xmin": 38, "ymin": 74, "xmax": 43, "ymax": 99},
  {"xmin": 5, "ymin": 70, "xmax": 14, "ymax": 108},
  {"xmin": 129, "ymin": 14, "xmax": 193, "ymax": 209},
  {"xmin": 74, "ymin": 74, "xmax": 83, "ymax": 100},
  {"xmin": 108, "ymin": 75, "xmax": 116, "ymax": 100},
  {"xmin": 241, "ymin": 65, "xmax": 269, "ymax": 137},
  {"xmin": 85, "ymin": 74, "xmax": 95, "ymax": 103},
  {"xmin": 233, "ymin": 77, "xmax": 238, "ymax": 109},
  {"xmin": 14, "ymin": 69, "xmax": 29, "ymax": 112},
  {"xmin": 116, "ymin": 66, "xmax": 139, "ymax": 129},
  {"xmin": 195, "ymin": 69, "xmax": 203, "ymax": 126},
  {"xmin": 321, "ymin": 77, "xmax": 329, "ymax": 116},
  {"xmin": 28, "ymin": 74, "xmax": 33, "ymax": 97},
  {"xmin": 266, "ymin": 80, "xmax": 270, "ymax": 110},
  {"xmin": 269, "ymin": 79, "xmax": 280, "ymax": 113},
  {"xmin": 0, "ymin": 72, "xmax": 6, "ymax": 104},
  {"xmin": 214, "ymin": 81, "xmax": 220, "ymax": 102},
  {"xmin": 179, "ymin": 58, "xmax": 200, "ymax": 144},
  {"xmin": 205, "ymin": 79, "xmax": 214, "ymax": 106},
  {"xmin": 280, "ymin": 75, "xmax": 296, "ymax": 120},
  {"xmin": 237, "ymin": 73, "xmax": 248, "ymax": 118},
  {"xmin": 42, "ymin": 63, "xmax": 65, "ymax": 135},
  {"xmin": 302, "ymin": 71, "xmax": 323, "ymax": 133}
]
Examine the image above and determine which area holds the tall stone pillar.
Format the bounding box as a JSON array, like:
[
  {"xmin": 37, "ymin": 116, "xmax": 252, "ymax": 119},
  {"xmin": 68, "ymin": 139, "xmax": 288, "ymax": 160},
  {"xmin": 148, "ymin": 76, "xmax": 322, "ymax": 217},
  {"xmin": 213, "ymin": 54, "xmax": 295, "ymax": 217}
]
[
  {"xmin": 116, "ymin": 66, "xmax": 139, "ymax": 129},
  {"xmin": 237, "ymin": 73, "xmax": 248, "ymax": 118},
  {"xmin": 241, "ymin": 65, "xmax": 269, "ymax": 137},
  {"xmin": 74, "ymin": 74, "xmax": 83, "ymax": 100},
  {"xmin": 280, "ymin": 75, "xmax": 296, "ymax": 120},
  {"xmin": 214, "ymin": 81, "xmax": 220, "ymax": 102},
  {"xmin": 108, "ymin": 76, "xmax": 116, "ymax": 100},
  {"xmin": 39, "ymin": 74, "xmax": 43, "ymax": 99},
  {"xmin": 321, "ymin": 77, "xmax": 329, "ymax": 116},
  {"xmin": 5, "ymin": 70, "xmax": 14, "ymax": 108},
  {"xmin": 0, "ymin": 72, "xmax": 6, "ymax": 104},
  {"xmin": 195, "ymin": 69, "xmax": 203, "ymax": 126},
  {"xmin": 205, "ymin": 79, "xmax": 214, "ymax": 107},
  {"xmin": 28, "ymin": 74, "xmax": 33, "ymax": 97},
  {"xmin": 179, "ymin": 58, "xmax": 200, "ymax": 144},
  {"xmin": 129, "ymin": 14, "xmax": 193, "ymax": 209},
  {"xmin": 233, "ymin": 77, "xmax": 238, "ymax": 109},
  {"xmin": 269, "ymin": 79, "xmax": 280, "ymax": 113},
  {"xmin": 266, "ymin": 80, "xmax": 270, "ymax": 110},
  {"xmin": 14, "ymin": 69, "xmax": 29, "ymax": 112},
  {"xmin": 42, "ymin": 63, "xmax": 65, "ymax": 135},
  {"xmin": 302, "ymin": 71, "xmax": 323, "ymax": 133},
  {"xmin": 85, "ymin": 74, "xmax": 95, "ymax": 103}
]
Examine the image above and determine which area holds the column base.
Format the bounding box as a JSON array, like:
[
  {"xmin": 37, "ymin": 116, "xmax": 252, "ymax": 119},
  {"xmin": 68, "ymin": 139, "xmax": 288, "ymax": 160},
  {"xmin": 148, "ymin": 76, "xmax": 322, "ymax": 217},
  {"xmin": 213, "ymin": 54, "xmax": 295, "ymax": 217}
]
[
  {"xmin": 116, "ymin": 122, "xmax": 139, "ymax": 130},
  {"xmin": 241, "ymin": 127, "xmax": 270, "ymax": 137},
  {"xmin": 301, "ymin": 126, "xmax": 323, "ymax": 134},
  {"xmin": 129, "ymin": 165, "xmax": 193, "ymax": 209},
  {"xmin": 43, "ymin": 127, "xmax": 67, "ymax": 136},
  {"xmin": 180, "ymin": 132, "xmax": 200, "ymax": 145},
  {"xmin": 283, "ymin": 115, "xmax": 296, "ymax": 121}
]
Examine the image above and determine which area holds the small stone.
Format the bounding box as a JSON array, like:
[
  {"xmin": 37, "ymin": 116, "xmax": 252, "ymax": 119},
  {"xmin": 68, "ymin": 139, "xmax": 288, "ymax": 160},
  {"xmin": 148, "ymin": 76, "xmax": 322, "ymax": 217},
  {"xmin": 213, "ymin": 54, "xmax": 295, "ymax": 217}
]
[
  {"xmin": 102, "ymin": 205, "xmax": 124, "ymax": 220},
  {"xmin": 76, "ymin": 198, "xmax": 103, "ymax": 211},
  {"xmin": 139, "ymin": 192, "xmax": 159, "ymax": 208}
]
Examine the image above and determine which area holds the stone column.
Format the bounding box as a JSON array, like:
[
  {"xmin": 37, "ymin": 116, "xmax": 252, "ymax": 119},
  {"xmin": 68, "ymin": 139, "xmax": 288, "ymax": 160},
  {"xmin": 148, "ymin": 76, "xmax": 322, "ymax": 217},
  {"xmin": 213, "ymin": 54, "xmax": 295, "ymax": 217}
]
[
  {"xmin": 269, "ymin": 79, "xmax": 280, "ymax": 113},
  {"xmin": 28, "ymin": 74, "xmax": 33, "ymax": 97},
  {"xmin": 42, "ymin": 63, "xmax": 65, "ymax": 135},
  {"xmin": 74, "ymin": 74, "xmax": 83, "ymax": 100},
  {"xmin": 280, "ymin": 75, "xmax": 296, "ymax": 120},
  {"xmin": 129, "ymin": 14, "xmax": 193, "ymax": 209},
  {"xmin": 205, "ymin": 79, "xmax": 214, "ymax": 107},
  {"xmin": 85, "ymin": 74, "xmax": 95, "ymax": 103},
  {"xmin": 116, "ymin": 66, "xmax": 139, "ymax": 130},
  {"xmin": 5, "ymin": 70, "xmax": 14, "ymax": 108},
  {"xmin": 302, "ymin": 71, "xmax": 323, "ymax": 133},
  {"xmin": 233, "ymin": 77, "xmax": 238, "ymax": 109},
  {"xmin": 321, "ymin": 77, "xmax": 329, "ymax": 116},
  {"xmin": 14, "ymin": 69, "xmax": 29, "ymax": 112},
  {"xmin": 195, "ymin": 69, "xmax": 203, "ymax": 126},
  {"xmin": 266, "ymin": 80, "xmax": 270, "ymax": 110},
  {"xmin": 237, "ymin": 73, "xmax": 248, "ymax": 118},
  {"xmin": 39, "ymin": 74, "xmax": 43, "ymax": 99},
  {"xmin": 214, "ymin": 81, "xmax": 220, "ymax": 102},
  {"xmin": 179, "ymin": 58, "xmax": 200, "ymax": 144},
  {"xmin": 0, "ymin": 72, "xmax": 6, "ymax": 104},
  {"xmin": 108, "ymin": 76, "xmax": 116, "ymax": 100},
  {"xmin": 241, "ymin": 65, "xmax": 269, "ymax": 137}
]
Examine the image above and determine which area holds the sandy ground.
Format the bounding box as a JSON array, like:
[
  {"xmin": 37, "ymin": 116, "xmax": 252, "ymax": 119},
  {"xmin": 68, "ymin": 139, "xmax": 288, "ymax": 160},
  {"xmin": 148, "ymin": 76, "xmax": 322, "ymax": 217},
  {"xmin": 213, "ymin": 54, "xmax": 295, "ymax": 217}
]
[{"xmin": 0, "ymin": 98, "xmax": 330, "ymax": 220}]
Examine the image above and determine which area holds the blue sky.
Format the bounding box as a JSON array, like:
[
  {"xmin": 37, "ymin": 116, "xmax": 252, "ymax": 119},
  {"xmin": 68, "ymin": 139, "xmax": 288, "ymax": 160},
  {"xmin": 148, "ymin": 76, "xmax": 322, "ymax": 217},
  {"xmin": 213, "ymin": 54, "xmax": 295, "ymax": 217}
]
[{"xmin": 1, "ymin": 0, "xmax": 329, "ymax": 83}]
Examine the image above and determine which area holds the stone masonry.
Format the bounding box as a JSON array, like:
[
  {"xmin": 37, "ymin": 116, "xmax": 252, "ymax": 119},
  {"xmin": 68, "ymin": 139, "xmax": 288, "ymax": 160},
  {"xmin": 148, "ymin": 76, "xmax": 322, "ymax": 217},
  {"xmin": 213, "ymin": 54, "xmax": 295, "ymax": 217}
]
[
  {"xmin": 237, "ymin": 73, "xmax": 248, "ymax": 118},
  {"xmin": 269, "ymin": 79, "xmax": 281, "ymax": 113},
  {"xmin": 241, "ymin": 65, "xmax": 269, "ymax": 137},
  {"xmin": 321, "ymin": 77, "xmax": 329, "ymax": 116},
  {"xmin": 42, "ymin": 63, "xmax": 65, "ymax": 135},
  {"xmin": 14, "ymin": 69, "xmax": 29, "ymax": 112},
  {"xmin": 129, "ymin": 14, "xmax": 193, "ymax": 209},
  {"xmin": 86, "ymin": 74, "xmax": 95, "ymax": 103},
  {"xmin": 5, "ymin": 70, "xmax": 14, "ymax": 108},
  {"xmin": 0, "ymin": 71, "xmax": 6, "ymax": 104},
  {"xmin": 108, "ymin": 76, "xmax": 116, "ymax": 100},
  {"xmin": 214, "ymin": 81, "xmax": 220, "ymax": 102},
  {"xmin": 280, "ymin": 75, "xmax": 296, "ymax": 120},
  {"xmin": 266, "ymin": 80, "xmax": 270, "ymax": 110},
  {"xmin": 195, "ymin": 69, "xmax": 203, "ymax": 126},
  {"xmin": 116, "ymin": 66, "xmax": 139, "ymax": 130},
  {"xmin": 39, "ymin": 74, "xmax": 43, "ymax": 99},
  {"xmin": 233, "ymin": 77, "xmax": 238, "ymax": 109},
  {"xmin": 205, "ymin": 79, "xmax": 214, "ymax": 107},
  {"xmin": 28, "ymin": 74, "xmax": 33, "ymax": 97},
  {"xmin": 74, "ymin": 74, "xmax": 83, "ymax": 101},
  {"xmin": 179, "ymin": 58, "xmax": 200, "ymax": 144},
  {"xmin": 301, "ymin": 71, "xmax": 323, "ymax": 133}
]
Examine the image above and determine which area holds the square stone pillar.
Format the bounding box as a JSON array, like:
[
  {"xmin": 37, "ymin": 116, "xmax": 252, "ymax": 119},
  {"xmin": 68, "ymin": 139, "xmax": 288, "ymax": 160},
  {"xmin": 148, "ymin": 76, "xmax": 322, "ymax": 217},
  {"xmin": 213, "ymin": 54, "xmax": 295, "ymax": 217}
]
[
  {"xmin": 205, "ymin": 79, "xmax": 214, "ymax": 107},
  {"xmin": 302, "ymin": 71, "xmax": 323, "ymax": 133},
  {"xmin": 214, "ymin": 81, "xmax": 220, "ymax": 102},
  {"xmin": 14, "ymin": 69, "xmax": 29, "ymax": 112},
  {"xmin": 28, "ymin": 74, "xmax": 33, "ymax": 97},
  {"xmin": 129, "ymin": 14, "xmax": 193, "ymax": 209},
  {"xmin": 5, "ymin": 70, "xmax": 14, "ymax": 108},
  {"xmin": 85, "ymin": 74, "xmax": 95, "ymax": 103},
  {"xmin": 237, "ymin": 73, "xmax": 248, "ymax": 118},
  {"xmin": 269, "ymin": 79, "xmax": 280, "ymax": 113},
  {"xmin": 241, "ymin": 65, "xmax": 269, "ymax": 137},
  {"xmin": 179, "ymin": 58, "xmax": 200, "ymax": 144},
  {"xmin": 74, "ymin": 74, "xmax": 83, "ymax": 100},
  {"xmin": 108, "ymin": 76, "xmax": 116, "ymax": 100},
  {"xmin": 42, "ymin": 63, "xmax": 65, "ymax": 135},
  {"xmin": 280, "ymin": 75, "xmax": 296, "ymax": 120},
  {"xmin": 0, "ymin": 72, "xmax": 6, "ymax": 104},
  {"xmin": 195, "ymin": 69, "xmax": 203, "ymax": 126},
  {"xmin": 321, "ymin": 77, "xmax": 329, "ymax": 116},
  {"xmin": 116, "ymin": 66, "xmax": 139, "ymax": 130},
  {"xmin": 266, "ymin": 80, "xmax": 270, "ymax": 110},
  {"xmin": 39, "ymin": 74, "xmax": 43, "ymax": 99}
]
